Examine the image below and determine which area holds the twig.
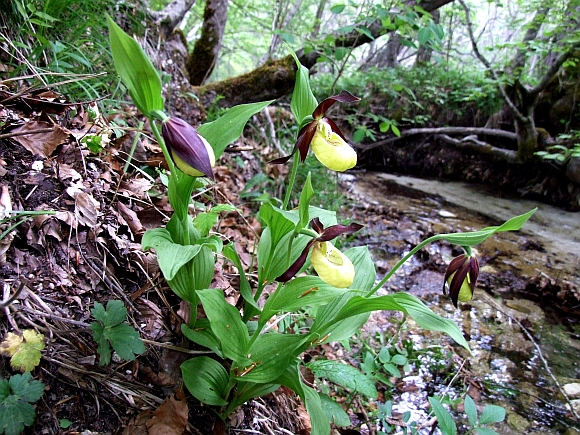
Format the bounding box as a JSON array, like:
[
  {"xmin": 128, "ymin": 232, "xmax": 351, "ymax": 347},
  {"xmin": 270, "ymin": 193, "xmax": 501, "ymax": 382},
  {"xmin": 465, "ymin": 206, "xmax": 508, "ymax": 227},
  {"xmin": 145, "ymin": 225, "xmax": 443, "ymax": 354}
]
[{"xmin": 0, "ymin": 128, "xmax": 55, "ymax": 140}]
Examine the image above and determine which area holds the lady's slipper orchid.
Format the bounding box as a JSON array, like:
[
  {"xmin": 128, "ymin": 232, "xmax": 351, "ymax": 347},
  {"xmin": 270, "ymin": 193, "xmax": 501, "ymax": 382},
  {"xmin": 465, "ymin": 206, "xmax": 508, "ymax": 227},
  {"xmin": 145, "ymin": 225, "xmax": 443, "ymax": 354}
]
[
  {"xmin": 277, "ymin": 217, "xmax": 363, "ymax": 288},
  {"xmin": 443, "ymin": 252, "xmax": 479, "ymax": 308},
  {"xmin": 161, "ymin": 117, "xmax": 215, "ymax": 178},
  {"xmin": 271, "ymin": 90, "xmax": 360, "ymax": 172}
]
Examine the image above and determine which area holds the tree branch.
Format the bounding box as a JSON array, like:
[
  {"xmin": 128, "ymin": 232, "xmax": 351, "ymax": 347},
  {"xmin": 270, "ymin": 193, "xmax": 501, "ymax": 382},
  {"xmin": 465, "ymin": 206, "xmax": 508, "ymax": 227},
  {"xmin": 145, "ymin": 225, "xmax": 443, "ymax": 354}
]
[
  {"xmin": 458, "ymin": 0, "xmax": 527, "ymax": 124},
  {"xmin": 529, "ymin": 40, "xmax": 580, "ymax": 100},
  {"xmin": 357, "ymin": 126, "xmax": 518, "ymax": 151},
  {"xmin": 152, "ymin": 0, "xmax": 197, "ymax": 38}
]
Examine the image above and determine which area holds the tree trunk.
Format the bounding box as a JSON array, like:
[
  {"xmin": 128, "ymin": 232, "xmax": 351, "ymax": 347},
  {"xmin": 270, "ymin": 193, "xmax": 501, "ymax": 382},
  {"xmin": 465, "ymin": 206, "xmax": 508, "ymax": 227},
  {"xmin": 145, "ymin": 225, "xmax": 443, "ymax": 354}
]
[
  {"xmin": 310, "ymin": 0, "xmax": 327, "ymax": 39},
  {"xmin": 515, "ymin": 116, "xmax": 538, "ymax": 161},
  {"xmin": 186, "ymin": 0, "xmax": 229, "ymax": 85},
  {"xmin": 153, "ymin": 0, "xmax": 197, "ymax": 38}
]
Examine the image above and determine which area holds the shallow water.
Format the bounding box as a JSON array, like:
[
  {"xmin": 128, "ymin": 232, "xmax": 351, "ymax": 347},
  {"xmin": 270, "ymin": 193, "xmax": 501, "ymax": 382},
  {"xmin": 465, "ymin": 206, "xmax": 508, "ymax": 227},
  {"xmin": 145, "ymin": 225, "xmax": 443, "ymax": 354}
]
[{"xmin": 347, "ymin": 171, "xmax": 580, "ymax": 434}]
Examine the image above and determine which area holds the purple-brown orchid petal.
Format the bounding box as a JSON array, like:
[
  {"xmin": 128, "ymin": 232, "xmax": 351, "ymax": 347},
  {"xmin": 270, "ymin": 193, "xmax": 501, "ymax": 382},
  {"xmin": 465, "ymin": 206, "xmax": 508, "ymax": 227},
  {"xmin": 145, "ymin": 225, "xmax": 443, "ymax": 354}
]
[
  {"xmin": 276, "ymin": 239, "xmax": 316, "ymax": 282},
  {"xmin": 443, "ymin": 253, "xmax": 479, "ymax": 308},
  {"xmin": 311, "ymin": 217, "xmax": 324, "ymax": 234},
  {"xmin": 269, "ymin": 122, "xmax": 317, "ymax": 164},
  {"xmin": 313, "ymin": 90, "xmax": 360, "ymax": 119},
  {"xmin": 317, "ymin": 222, "xmax": 364, "ymax": 242}
]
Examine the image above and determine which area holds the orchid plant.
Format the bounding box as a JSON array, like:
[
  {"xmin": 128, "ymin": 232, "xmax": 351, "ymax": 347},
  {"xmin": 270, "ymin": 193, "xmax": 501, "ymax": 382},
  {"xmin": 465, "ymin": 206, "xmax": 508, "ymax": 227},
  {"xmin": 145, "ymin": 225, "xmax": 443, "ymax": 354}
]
[{"xmin": 107, "ymin": 18, "xmax": 535, "ymax": 435}]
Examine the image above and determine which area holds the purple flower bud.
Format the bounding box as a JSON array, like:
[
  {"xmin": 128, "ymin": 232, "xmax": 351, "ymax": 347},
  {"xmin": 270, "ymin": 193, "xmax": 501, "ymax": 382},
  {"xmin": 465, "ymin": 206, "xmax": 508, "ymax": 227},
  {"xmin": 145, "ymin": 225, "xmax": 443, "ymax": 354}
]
[
  {"xmin": 161, "ymin": 117, "xmax": 215, "ymax": 179},
  {"xmin": 443, "ymin": 253, "xmax": 479, "ymax": 308}
]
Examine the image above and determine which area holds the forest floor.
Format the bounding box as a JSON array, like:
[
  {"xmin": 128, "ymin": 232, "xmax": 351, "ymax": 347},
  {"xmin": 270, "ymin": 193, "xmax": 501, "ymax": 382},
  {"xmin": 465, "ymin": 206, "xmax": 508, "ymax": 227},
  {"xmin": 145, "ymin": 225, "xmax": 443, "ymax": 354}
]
[{"xmin": 1, "ymin": 88, "xmax": 579, "ymax": 435}]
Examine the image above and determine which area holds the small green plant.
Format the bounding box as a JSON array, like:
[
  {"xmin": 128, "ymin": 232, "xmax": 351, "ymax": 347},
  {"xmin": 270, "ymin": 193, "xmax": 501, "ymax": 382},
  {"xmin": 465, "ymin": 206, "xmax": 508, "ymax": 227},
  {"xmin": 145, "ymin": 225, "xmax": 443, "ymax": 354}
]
[
  {"xmin": 0, "ymin": 330, "xmax": 45, "ymax": 373},
  {"xmin": 429, "ymin": 395, "xmax": 506, "ymax": 435},
  {"xmin": 536, "ymin": 131, "xmax": 580, "ymax": 162},
  {"xmin": 0, "ymin": 373, "xmax": 45, "ymax": 435},
  {"xmin": 89, "ymin": 300, "xmax": 146, "ymax": 366}
]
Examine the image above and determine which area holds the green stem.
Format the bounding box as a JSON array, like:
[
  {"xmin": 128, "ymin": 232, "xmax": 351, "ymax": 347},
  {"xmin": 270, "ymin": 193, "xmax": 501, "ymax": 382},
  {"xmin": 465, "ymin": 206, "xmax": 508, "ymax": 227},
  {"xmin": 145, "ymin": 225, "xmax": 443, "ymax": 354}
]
[
  {"xmin": 123, "ymin": 120, "xmax": 144, "ymax": 174},
  {"xmin": 366, "ymin": 234, "xmax": 444, "ymax": 297},
  {"xmin": 282, "ymin": 153, "xmax": 300, "ymax": 210},
  {"xmin": 150, "ymin": 119, "xmax": 175, "ymax": 174}
]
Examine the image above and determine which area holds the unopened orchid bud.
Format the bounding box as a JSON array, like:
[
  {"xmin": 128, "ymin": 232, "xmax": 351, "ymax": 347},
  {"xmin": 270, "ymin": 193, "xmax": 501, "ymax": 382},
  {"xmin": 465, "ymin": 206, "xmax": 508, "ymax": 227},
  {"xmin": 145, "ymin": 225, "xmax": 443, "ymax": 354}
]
[
  {"xmin": 310, "ymin": 241, "xmax": 355, "ymax": 288},
  {"xmin": 161, "ymin": 117, "xmax": 215, "ymax": 178},
  {"xmin": 443, "ymin": 253, "xmax": 479, "ymax": 307},
  {"xmin": 311, "ymin": 119, "xmax": 357, "ymax": 172}
]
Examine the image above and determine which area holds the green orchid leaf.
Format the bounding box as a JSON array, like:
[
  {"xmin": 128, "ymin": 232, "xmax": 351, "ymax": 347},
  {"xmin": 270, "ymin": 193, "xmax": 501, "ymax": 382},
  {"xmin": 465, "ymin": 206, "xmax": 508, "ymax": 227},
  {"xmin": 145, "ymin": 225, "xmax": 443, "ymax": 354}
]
[
  {"xmin": 197, "ymin": 289, "xmax": 249, "ymax": 363},
  {"xmin": 181, "ymin": 356, "xmax": 230, "ymax": 406},
  {"xmin": 262, "ymin": 276, "xmax": 346, "ymax": 318},
  {"xmin": 167, "ymin": 261, "xmax": 200, "ymax": 304},
  {"xmin": 181, "ymin": 322, "xmax": 223, "ymax": 357},
  {"xmin": 198, "ymin": 101, "xmax": 273, "ymax": 159},
  {"xmin": 197, "ymin": 235, "xmax": 223, "ymax": 254},
  {"xmin": 441, "ymin": 208, "xmax": 536, "ymax": 247},
  {"xmin": 308, "ymin": 360, "xmax": 377, "ymax": 399},
  {"xmin": 167, "ymin": 168, "xmax": 199, "ymax": 221},
  {"xmin": 288, "ymin": 51, "xmax": 318, "ymax": 125},
  {"xmin": 230, "ymin": 381, "xmax": 280, "ymax": 410},
  {"xmin": 223, "ymin": 243, "xmax": 261, "ymax": 314},
  {"xmin": 311, "ymin": 291, "xmax": 470, "ymax": 351},
  {"xmin": 141, "ymin": 228, "xmax": 201, "ymax": 281},
  {"xmin": 265, "ymin": 232, "xmax": 311, "ymax": 284},
  {"xmin": 233, "ymin": 333, "xmax": 306, "ymax": 383},
  {"xmin": 345, "ymin": 246, "xmax": 376, "ymax": 292},
  {"xmin": 277, "ymin": 364, "xmax": 330, "ymax": 435},
  {"xmin": 106, "ymin": 15, "xmax": 163, "ymax": 116},
  {"xmin": 428, "ymin": 396, "xmax": 457, "ymax": 435}
]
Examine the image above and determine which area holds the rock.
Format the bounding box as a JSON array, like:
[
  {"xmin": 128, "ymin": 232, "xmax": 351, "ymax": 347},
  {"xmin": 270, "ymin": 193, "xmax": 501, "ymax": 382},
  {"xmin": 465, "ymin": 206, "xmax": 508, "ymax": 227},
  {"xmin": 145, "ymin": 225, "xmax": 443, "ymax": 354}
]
[
  {"xmin": 566, "ymin": 157, "xmax": 580, "ymax": 184},
  {"xmin": 564, "ymin": 382, "xmax": 580, "ymax": 398},
  {"xmin": 507, "ymin": 412, "xmax": 531, "ymax": 432}
]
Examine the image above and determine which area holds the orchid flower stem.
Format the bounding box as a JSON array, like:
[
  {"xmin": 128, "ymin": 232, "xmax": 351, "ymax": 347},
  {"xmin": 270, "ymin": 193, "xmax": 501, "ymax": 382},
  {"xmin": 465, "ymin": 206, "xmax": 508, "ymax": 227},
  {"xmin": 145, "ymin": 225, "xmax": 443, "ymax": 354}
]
[
  {"xmin": 282, "ymin": 153, "xmax": 300, "ymax": 210},
  {"xmin": 366, "ymin": 234, "xmax": 443, "ymax": 297},
  {"xmin": 150, "ymin": 119, "xmax": 176, "ymax": 174}
]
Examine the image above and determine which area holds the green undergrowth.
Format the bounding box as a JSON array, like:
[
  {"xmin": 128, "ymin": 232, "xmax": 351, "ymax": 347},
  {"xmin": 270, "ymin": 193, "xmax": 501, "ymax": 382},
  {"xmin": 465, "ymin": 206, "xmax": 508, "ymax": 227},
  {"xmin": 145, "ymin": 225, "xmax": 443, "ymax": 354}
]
[{"xmin": 311, "ymin": 66, "xmax": 503, "ymax": 140}]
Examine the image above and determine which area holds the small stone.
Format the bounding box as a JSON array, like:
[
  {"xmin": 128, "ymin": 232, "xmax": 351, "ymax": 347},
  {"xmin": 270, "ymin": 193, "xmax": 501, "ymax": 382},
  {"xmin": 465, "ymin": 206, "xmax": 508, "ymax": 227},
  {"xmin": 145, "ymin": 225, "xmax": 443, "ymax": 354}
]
[
  {"xmin": 438, "ymin": 210, "xmax": 456, "ymax": 218},
  {"xmin": 507, "ymin": 412, "xmax": 531, "ymax": 431},
  {"xmin": 564, "ymin": 382, "xmax": 580, "ymax": 398}
]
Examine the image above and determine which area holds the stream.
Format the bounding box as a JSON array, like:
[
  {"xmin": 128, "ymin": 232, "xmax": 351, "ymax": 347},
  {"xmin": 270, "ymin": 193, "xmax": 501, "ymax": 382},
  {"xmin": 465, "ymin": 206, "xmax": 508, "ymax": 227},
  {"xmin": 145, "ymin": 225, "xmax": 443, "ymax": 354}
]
[{"xmin": 344, "ymin": 171, "xmax": 580, "ymax": 435}]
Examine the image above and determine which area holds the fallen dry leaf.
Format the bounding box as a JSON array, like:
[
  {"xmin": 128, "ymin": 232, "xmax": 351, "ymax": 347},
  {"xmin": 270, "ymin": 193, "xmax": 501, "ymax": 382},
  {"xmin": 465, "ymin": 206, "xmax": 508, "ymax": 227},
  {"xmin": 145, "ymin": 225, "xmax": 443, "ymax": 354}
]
[
  {"xmin": 11, "ymin": 120, "xmax": 69, "ymax": 158},
  {"xmin": 146, "ymin": 391, "xmax": 188, "ymax": 435},
  {"xmin": 74, "ymin": 191, "xmax": 100, "ymax": 227},
  {"xmin": 117, "ymin": 201, "xmax": 145, "ymax": 235}
]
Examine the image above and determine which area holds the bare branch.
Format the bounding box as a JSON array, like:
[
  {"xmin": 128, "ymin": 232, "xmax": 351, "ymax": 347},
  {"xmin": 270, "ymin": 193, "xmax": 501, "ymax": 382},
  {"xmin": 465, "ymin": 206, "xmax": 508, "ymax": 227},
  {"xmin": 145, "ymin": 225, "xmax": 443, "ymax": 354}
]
[
  {"xmin": 529, "ymin": 40, "xmax": 580, "ymax": 100},
  {"xmin": 152, "ymin": 0, "xmax": 197, "ymax": 38},
  {"xmin": 458, "ymin": 0, "xmax": 527, "ymax": 123},
  {"xmin": 357, "ymin": 126, "xmax": 518, "ymax": 151}
]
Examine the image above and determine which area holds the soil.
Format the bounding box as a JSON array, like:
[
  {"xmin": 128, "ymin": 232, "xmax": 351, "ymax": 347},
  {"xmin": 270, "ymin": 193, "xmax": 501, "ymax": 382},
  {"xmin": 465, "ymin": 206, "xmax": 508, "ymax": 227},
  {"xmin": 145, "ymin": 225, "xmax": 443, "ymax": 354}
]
[{"xmin": 1, "ymin": 90, "xmax": 579, "ymax": 435}]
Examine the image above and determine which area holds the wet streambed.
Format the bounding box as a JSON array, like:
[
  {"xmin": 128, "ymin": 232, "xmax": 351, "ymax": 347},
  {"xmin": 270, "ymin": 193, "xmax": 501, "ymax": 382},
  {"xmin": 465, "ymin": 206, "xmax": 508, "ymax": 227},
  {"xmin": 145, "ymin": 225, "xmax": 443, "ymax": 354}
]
[{"xmin": 343, "ymin": 171, "xmax": 580, "ymax": 434}]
